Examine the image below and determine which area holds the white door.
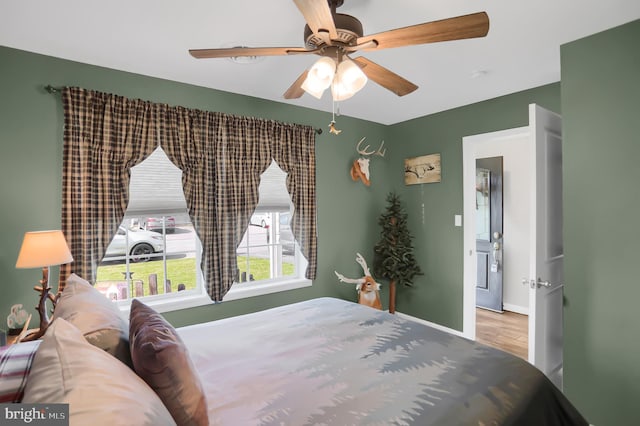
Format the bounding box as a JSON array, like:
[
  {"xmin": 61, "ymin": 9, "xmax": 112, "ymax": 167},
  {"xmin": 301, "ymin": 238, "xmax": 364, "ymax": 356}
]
[{"xmin": 527, "ymin": 104, "xmax": 564, "ymax": 389}]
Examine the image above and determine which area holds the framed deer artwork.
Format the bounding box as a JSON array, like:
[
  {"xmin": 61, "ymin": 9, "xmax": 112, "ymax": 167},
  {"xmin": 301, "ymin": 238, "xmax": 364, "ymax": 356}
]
[{"xmin": 404, "ymin": 153, "xmax": 441, "ymax": 185}]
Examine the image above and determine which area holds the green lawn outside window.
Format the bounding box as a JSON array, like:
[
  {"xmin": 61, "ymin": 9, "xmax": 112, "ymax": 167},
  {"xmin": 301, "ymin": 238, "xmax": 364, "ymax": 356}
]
[{"xmin": 96, "ymin": 257, "xmax": 294, "ymax": 296}]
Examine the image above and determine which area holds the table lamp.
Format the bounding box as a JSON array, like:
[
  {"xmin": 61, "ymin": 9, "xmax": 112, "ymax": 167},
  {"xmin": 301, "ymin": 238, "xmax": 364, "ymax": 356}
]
[{"xmin": 15, "ymin": 230, "xmax": 73, "ymax": 341}]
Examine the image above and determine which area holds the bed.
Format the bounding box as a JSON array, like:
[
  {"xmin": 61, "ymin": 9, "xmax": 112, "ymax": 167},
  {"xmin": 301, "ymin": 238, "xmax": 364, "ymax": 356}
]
[
  {"xmin": 2, "ymin": 275, "xmax": 587, "ymax": 425},
  {"xmin": 179, "ymin": 297, "xmax": 586, "ymax": 425}
]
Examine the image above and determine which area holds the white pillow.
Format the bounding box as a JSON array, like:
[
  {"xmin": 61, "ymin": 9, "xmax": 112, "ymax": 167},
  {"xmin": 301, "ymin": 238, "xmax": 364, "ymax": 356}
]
[
  {"xmin": 53, "ymin": 273, "xmax": 132, "ymax": 366},
  {"xmin": 22, "ymin": 318, "xmax": 176, "ymax": 426}
]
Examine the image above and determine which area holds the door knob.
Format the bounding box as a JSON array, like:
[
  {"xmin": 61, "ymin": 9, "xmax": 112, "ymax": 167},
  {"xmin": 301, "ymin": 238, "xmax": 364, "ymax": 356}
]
[
  {"xmin": 493, "ymin": 231, "xmax": 502, "ymax": 240},
  {"xmin": 521, "ymin": 278, "xmax": 553, "ymax": 289},
  {"xmin": 536, "ymin": 278, "xmax": 552, "ymax": 288}
]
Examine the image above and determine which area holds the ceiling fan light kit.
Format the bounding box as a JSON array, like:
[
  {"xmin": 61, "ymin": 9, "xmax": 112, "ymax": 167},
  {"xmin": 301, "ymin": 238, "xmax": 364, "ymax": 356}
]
[
  {"xmin": 330, "ymin": 58, "xmax": 368, "ymax": 101},
  {"xmin": 189, "ymin": 0, "xmax": 489, "ymax": 102},
  {"xmin": 301, "ymin": 55, "xmax": 368, "ymax": 101}
]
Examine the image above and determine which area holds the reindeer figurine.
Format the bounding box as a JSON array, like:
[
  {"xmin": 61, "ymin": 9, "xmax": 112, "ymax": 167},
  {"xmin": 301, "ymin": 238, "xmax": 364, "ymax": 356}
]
[
  {"xmin": 335, "ymin": 253, "xmax": 382, "ymax": 310},
  {"xmin": 350, "ymin": 137, "xmax": 386, "ymax": 186}
]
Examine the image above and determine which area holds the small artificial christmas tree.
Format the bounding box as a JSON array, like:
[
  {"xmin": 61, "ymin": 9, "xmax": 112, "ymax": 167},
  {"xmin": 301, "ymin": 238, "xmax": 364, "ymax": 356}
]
[{"xmin": 372, "ymin": 192, "xmax": 423, "ymax": 313}]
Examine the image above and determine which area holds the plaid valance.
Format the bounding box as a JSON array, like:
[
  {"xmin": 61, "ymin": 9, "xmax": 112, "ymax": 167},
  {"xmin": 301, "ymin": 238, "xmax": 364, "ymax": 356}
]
[{"xmin": 60, "ymin": 87, "xmax": 317, "ymax": 301}]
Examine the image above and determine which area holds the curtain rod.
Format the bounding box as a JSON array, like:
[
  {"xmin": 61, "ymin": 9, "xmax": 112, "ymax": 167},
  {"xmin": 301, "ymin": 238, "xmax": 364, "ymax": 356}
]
[
  {"xmin": 44, "ymin": 85, "xmax": 323, "ymax": 134},
  {"xmin": 45, "ymin": 85, "xmax": 62, "ymax": 94}
]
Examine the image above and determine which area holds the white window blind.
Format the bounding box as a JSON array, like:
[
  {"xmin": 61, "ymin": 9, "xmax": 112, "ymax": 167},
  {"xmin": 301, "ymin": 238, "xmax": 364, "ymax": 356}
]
[
  {"xmin": 127, "ymin": 147, "xmax": 187, "ymax": 215},
  {"xmin": 256, "ymin": 160, "xmax": 292, "ymax": 213},
  {"xmin": 128, "ymin": 150, "xmax": 290, "ymax": 215}
]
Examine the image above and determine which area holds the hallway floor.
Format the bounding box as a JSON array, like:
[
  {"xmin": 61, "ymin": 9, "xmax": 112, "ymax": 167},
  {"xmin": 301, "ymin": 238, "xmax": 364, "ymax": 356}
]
[{"xmin": 476, "ymin": 307, "xmax": 528, "ymax": 360}]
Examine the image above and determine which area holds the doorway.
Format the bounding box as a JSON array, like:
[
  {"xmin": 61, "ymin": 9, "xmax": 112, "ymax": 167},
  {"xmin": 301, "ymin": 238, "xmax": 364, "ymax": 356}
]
[
  {"xmin": 465, "ymin": 129, "xmax": 531, "ymax": 360},
  {"xmin": 462, "ymin": 104, "xmax": 564, "ymax": 388},
  {"xmin": 463, "ymin": 126, "xmax": 532, "ymax": 339}
]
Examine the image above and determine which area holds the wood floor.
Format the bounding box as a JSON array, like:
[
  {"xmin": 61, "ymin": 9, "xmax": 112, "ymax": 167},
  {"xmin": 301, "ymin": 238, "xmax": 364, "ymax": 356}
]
[{"xmin": 476, "ymin": 308, "xmax": 528, "ymax": 360}]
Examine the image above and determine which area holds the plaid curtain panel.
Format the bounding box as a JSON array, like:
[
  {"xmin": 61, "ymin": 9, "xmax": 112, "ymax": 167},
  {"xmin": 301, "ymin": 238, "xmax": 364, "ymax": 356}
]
[
  {"xmin": 158, "ymin": 107, "xmax": 317, "ymax": 301},
  {"xmin": 61, "ymin": 88, "xmax": 317, "ymax": 301},
  {"xmin": 60, "ymin": 87, "xmax": 158, "ymax": 289}
]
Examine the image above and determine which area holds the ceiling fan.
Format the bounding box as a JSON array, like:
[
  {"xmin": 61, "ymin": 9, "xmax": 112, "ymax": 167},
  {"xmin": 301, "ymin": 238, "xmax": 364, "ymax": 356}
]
[{"xmin": 189, "ymin": 0, "xmax": 489, "ymax": 101}]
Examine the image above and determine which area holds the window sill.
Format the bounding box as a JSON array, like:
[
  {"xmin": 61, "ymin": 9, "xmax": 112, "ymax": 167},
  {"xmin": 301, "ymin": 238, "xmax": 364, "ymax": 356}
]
[
  {"xmin": 116, "ymin": 278, "xmax": 311, "ymax": 314},
  {"xmin": 117, "ymin": 291, "xmax": 213, "ymax": 315},
  {"xmin": 223, "ymin": 277, "xmax": 312, "ymax": 302}
]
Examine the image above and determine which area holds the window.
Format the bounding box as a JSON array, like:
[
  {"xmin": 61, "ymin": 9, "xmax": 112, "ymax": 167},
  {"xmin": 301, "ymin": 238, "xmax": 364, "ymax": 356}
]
[
  {"xmin": 94, "ymin": 150, "xmax": 309, "ymax": 311},
  {"xmin": 224, "ymin": 161, "xmax": 311, "ymax": 301},
  {"xmin": 95, "ymin": 148, "xmax": 206, "ymax": 312},
  {"xmin": 96, "ymin": 213, "xmax": 205, "ymax": 309}
]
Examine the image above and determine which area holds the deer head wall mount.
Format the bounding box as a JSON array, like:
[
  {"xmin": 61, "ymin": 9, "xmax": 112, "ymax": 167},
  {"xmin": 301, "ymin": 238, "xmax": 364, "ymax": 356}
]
[{"xmin": 350, "ymin": 137, "xmax": 386, "ymax": 186}]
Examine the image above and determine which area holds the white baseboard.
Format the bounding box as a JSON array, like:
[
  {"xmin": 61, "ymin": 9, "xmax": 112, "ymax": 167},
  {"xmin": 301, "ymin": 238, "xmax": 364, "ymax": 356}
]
[
  {"xmin": 502, "ymin": 303, "xmax": 529, "ymax": 315},
  {"xmin": 395, "ymin": 311, "xmax": 466, "ymax": 338}
]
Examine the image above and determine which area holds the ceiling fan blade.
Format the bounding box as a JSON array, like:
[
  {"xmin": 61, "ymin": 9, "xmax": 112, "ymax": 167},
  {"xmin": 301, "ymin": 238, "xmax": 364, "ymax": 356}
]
[
  {"xmin": 353, "ymin": 57, "xmax": 418, "ymax": 97},
  {"xmin": 292, "ymin": 0, "xmax": 338, "ymax": 41},
  {"xmin": 357, "ymin": 11, "xmax": 489, "ymax": 51},
  {"xmin": 189, "ymin": 46, "xmax": 312, "ymax": 59},
  {"xmin": 283, "ymin": 69, "xmax": 310, "ymax": 99}
]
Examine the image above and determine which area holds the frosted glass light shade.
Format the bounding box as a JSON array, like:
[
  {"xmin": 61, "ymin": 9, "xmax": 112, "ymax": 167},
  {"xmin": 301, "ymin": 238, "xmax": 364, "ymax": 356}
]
[
  {"xmin": 301, "ymin": 56, "xmax": 336, "ymax": 99},
  {"xmin": 301, "ymin": 57, "xmax": 337, "ymax": 99},
  {"xmin": 331, "ymin": 58, "xmax": 368, "ymax": 101},
  {"xmin": 16, "ymin": 230, "xmax": 74, "ymax": 268}
]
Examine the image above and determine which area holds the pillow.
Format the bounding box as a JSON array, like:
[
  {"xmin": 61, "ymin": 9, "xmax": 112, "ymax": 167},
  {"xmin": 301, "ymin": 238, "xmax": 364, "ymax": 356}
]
[
  {"xmin": 129, "ymin": 299, "xmax": 209, "ymax": 426},
  {"xmin": 22, "ymin": 318, "xmax": 176, "ymax": 425},
  {"xmin": 0, "ymin": 340, "xmax": 41, "ymax": 403},
  {"xmin": 52, "ymin": 273, "xmax": 132, "ymax": 367}
]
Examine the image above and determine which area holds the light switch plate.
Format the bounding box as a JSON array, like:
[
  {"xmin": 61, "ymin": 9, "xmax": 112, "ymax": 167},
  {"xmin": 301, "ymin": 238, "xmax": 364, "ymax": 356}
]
[{"xmin": 455, "ymin": 215, "xmax": 462, "ymax": 227}]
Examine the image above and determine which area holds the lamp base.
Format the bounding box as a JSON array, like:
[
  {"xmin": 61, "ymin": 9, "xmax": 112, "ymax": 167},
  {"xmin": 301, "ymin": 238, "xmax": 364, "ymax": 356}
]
[
  {"xmin": 18, "ymin": 328, "xmax": 42, "ymax": 342},
  {"xmin": 21, "ymin": 266, "xmax": 57, "ymax": 342}
]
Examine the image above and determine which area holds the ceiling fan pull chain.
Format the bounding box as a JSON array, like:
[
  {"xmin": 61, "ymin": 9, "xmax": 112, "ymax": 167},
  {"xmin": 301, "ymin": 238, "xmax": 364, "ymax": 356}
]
[
  {"xmin": 332, "ymin": 48, "xmax": 341, "ymax": 118},
  {"xmin": 333, "ymin": 96, "xmax": 338, "ymax": 115},
  {"xmin": 328, "ymin": 98, "xmax": 342, "ymax": 135}
]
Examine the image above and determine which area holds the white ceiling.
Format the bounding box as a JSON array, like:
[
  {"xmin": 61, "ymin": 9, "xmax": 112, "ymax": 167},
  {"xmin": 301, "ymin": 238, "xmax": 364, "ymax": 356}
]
[{"xmin": 2, "ymin": 1, "xmax": 639, "ymax": 125}]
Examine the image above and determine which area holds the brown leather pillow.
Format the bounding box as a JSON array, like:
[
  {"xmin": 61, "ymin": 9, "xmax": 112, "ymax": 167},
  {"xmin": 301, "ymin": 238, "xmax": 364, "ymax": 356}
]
[{"xmin": 129, "ymin": 299, "xmax": 209, "ymax": 426}]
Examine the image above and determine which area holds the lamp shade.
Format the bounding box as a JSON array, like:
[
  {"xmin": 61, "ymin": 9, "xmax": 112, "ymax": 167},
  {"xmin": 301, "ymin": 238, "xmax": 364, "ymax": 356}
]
[
  {"xmin": 331, "ymin": 58, "xmax": 368, "ymax": 101},
  {"xmin": 16, "ymin": 230, "xmax": 74, "ymax": 269},
  {"xmin": 301, "ymin": 57, "xmax": 336, "ymax": 99}
]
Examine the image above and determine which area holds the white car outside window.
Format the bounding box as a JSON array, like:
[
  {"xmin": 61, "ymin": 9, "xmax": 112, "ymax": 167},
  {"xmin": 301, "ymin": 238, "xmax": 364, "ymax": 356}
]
[
  {"xmin": 104, "ymin": 226, "xmax": 164, "ymax": 262},
  {"xmin": 250, "ymin": 213, "xmax": 271, "ymax": 228}
]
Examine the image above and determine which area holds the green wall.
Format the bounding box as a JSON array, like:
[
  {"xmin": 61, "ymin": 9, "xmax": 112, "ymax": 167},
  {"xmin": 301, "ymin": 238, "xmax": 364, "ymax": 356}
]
[
  {"xmin": 0, "ymin": 46, "xmax": 391, "ymax": 328},
  {"xmin": 561, "ymin": 19, "xmax": 640, "ymax": 425},
  {"xmin": 385, "ymin": 85, "xmax": 560, "ymax": 330}
]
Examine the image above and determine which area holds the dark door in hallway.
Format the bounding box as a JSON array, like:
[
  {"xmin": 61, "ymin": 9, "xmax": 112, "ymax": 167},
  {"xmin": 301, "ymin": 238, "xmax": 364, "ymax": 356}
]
[{"xmin": 475, "ymin": 157, "xmax": 503, "ymax": 312}]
